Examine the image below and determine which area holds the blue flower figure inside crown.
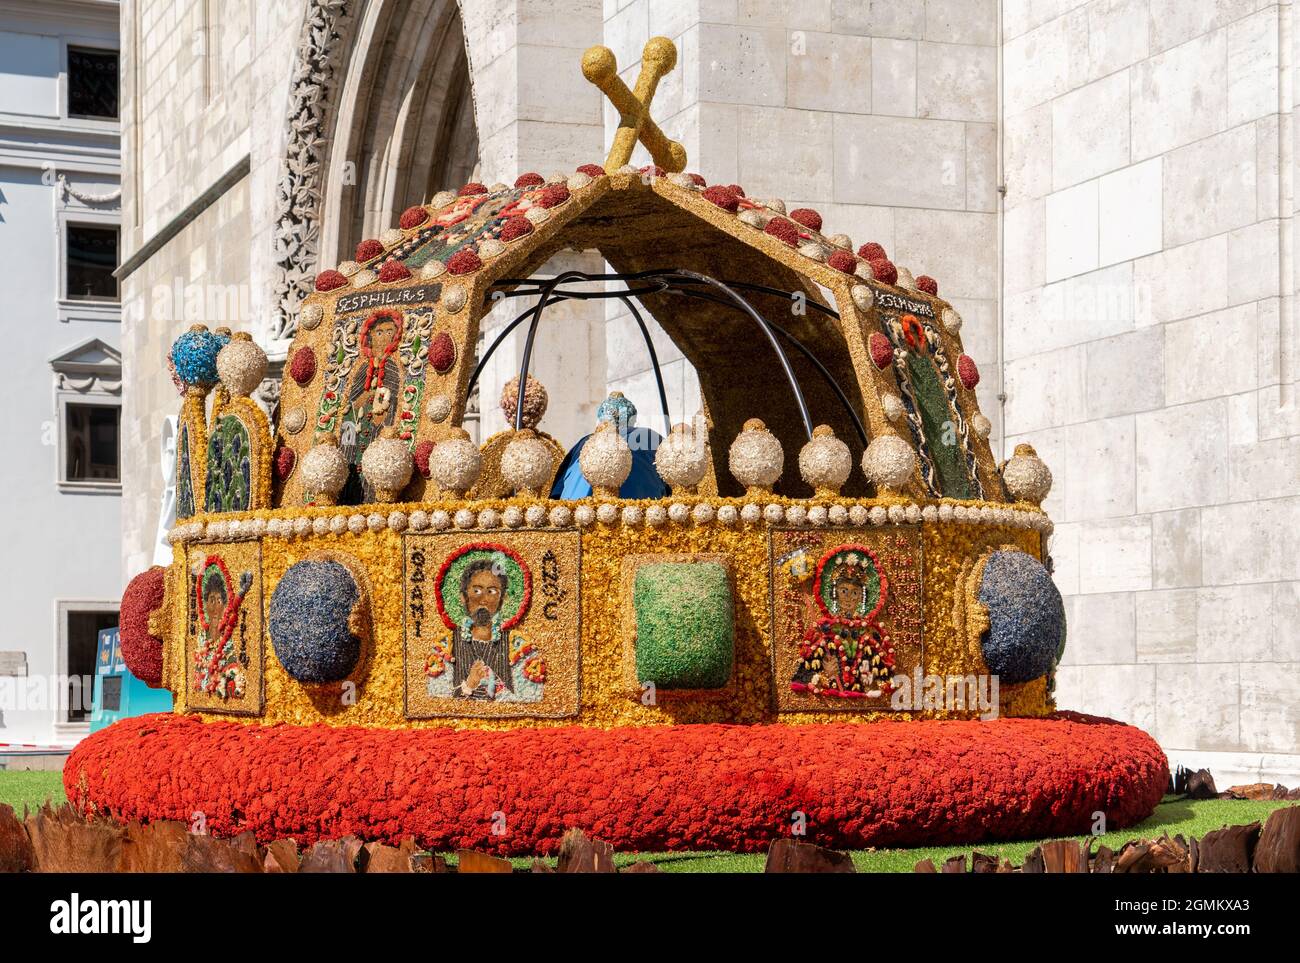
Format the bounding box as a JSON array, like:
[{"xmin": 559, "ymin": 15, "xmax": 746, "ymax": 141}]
[
  {"xmin": 551, "ymin": 390, "xmax": 668, "ymax": 499},
  {"xmin": 170, "ymin": 324, "xmax": 229, "ymax": 388}
]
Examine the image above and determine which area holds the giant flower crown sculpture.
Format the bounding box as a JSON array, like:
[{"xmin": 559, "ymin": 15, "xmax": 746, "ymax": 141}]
[
  {"xmin": 123, "ymin": 36, "xmax": 1068, "ymax": 730},
  {"xmin": 81, "ymin": 39, "xmax": 1167, "ymax": 855}
]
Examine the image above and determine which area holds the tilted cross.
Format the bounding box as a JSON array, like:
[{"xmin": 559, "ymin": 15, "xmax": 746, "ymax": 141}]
[{"xmin": 582, "ymin": 37, "xmax": 687, "ymax": 174}]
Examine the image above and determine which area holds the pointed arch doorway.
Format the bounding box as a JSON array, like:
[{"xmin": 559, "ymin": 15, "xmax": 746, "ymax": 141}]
[{"xmin": 319, "ymin": 0, "xmax": 479, "ymax": 267}]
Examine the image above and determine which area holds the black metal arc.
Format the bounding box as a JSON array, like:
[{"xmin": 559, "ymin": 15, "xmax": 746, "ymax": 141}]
[
  {"xmin": 658, "ymin": 285, "xmax": 868, "ymax": 446},
  {"xmin": 478, "ymin": 269, "xmax": 867, "ymax": 446},
  {"xmin": 656, "ymin": 270, "xmax": 814, "ymax": 440},
  {"xmin": 515, "ymin": 271, "xmax": 587, "ymax": 429},
  {"xmin": 618, "ymin": 295, "xmax": 672, "ymax": 433}
]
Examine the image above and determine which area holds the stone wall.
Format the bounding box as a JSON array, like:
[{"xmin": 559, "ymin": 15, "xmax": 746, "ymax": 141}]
[
  {"xmin": 598, "ymin": 0, "xmax": 1004, "ymax": 440},
  {"xmin": 1002, "ymin": 0, "xmax": 1300, "ymax": 785}
]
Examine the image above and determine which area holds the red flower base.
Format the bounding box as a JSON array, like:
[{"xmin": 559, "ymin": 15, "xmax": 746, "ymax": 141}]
[{"xmin": 65, "ymin": 713, "xmax": 1167, "ymax": 856}]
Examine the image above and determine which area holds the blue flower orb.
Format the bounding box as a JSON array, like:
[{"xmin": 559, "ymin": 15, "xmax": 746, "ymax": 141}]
[
  {"xmin": 977, "ymin": 550, "xmax": 1066, "ymax": 684},
  {"xmin": 170, "ymin": 324, "xmax": 228, "ymax": 388},
  {"xmin": 269, "ymin": 558, "xmax": 365, "ymax": 683},
  {"xmin": 596, "ymin": 390, "xmax": 637, "ymax": 430}
]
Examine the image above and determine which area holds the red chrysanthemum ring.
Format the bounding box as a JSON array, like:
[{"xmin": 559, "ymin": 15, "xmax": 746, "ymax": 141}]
[
  {"xmin": 446, "ymin": 249, "xmax": 483, "ymax": 275},
  {"xmin": 314, "ymin": 269, "xmax": 347, "ymax": 292},
  {"xmin": 65, "ymin": 712, "xmax": 1168, "ymax": 856}
]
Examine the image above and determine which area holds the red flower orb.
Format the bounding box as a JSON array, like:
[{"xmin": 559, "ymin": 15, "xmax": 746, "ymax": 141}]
[
  {"xmin": 289, "ymin": 347, "xmax": 317, "ymax": 385},
  {"xmin": 413, "ymin": 440, "xmax": 435, "ymax": 478},
  {"xmin": 399, "ymin": 206, "xmax": 430, "ymax": 230},
  {"xmin": 858, "ymin": 241, "xmax": 887, "ymax": 261},
  {"xmin": 458, "ymin": 182, "xmax": 488, "ymax": 196},
  {"xmin": 577, "ymin": 163, "xmax": 606, "ymax": 177},
  {"xmin": 869, "ymin": 332, "xmax": 894, "ymax": 369},
  {"xmin": 514, "ymin": 172, "xmax": 545, "ymax": 188},
  {"xmin": 314, "ymin": 269, "xmax": 347, "ymax": 292},
  {"xmin": 274, "ymin": 446, "xmax": 296, "ymax": 481},
  {"xmin": 869, "ymin": 258, "xmax": 898, "ymax": 286},
  {"xmin": 827, "ymin": 250, "xmax": 857, "ymax": 274},
  {"xmin": 119, "ymin": 567, "xmax": 166, "ymax": 688},
  {"xmin": 429, "ymin": 331, "xmax": 457, "ymax": 374},
  {"xmin": 958, "ymin": 354, "xmax": 980, "ymax": 389},
  {"xmin": 446, "ymin": 249, "xmax": 482, "ymax": 275},
  {"xmin": 789, "ymin": 208, "xmax": 823, "ymax": 232},
  {"xmin": 537, "ymin": 184, "xmax": 570, "ymax": 208},
  {"xmin": 377, "ymin": 259, "xmax": 411, "ymax": 282},
  {"xmin": 701, "ymin": 185, "xmax": 740, "ymax": 211},
  {"xmin": 764, "ymin": 217, "xmax": 800, "ymax": 246},
  {"xmin": 354, "ymin": 238, "xmax": 384, "ymax": 263},
  {"xmin": 916, "ymin": 274, "xmax": 939, "ymax": 296},
  {"xmin": 499, "ymin": 216, "xmax": 533, "ymax": 242}
]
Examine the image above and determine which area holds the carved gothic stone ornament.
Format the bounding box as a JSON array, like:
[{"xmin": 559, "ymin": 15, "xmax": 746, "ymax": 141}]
[{"xmin": 270, "ymin": 0, "xmax": 355, "ymax": 343}]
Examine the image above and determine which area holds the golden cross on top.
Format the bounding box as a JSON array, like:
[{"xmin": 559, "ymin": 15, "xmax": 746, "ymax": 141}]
[{"xmin": 582, "ymin": 37, "xmax": 687, "ymax": 174}]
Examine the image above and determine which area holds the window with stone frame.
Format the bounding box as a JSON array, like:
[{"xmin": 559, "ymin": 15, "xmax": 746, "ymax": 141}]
[
  {"xmin": 65, "ymin": 223, "xmax": 119, "ymax": 301},
  {"xmin": 67, "ymin": 46, "xmax": 119, "ymax": 120}
]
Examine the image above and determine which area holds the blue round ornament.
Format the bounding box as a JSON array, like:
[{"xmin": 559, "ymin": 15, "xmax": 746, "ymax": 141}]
[
  {"xmin": 977, "ymin": 550, "xmax": 1066, "ymax": 684},
  {"xmin": 269, "ymin": 559, "xmax": 364, "ymax": 683}
]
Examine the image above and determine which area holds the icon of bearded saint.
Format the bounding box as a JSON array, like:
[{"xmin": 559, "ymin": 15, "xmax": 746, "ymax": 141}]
[
  {"xmin": 339, "ymin": 309, "xmax": 404, "ymax": 504},
  {"xmin": 425, "ymin": 549, "xmax": 546, "ymax": 703},
  {"xmin": 192, "ymin": 558, "xmax": 251, "ymax": 700},
  {"xmin": 790, "ymin": 547, "xmax": 897, "ymax": 698}
]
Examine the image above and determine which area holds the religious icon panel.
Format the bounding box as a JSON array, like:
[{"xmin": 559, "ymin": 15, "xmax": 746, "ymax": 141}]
[
  {"xmin": 770, "ymin": 527, "xmax": 924, "ymax": 713},
  {"xmin": 402, "ymin": 531, "xmax": 580, "ymax": 719},
  {"xmin": 183, "ymin": 540, "xmax": 264, "ymax": 716}
]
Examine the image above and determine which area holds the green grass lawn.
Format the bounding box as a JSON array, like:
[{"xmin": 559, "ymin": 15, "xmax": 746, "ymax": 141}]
[
  {"xmin": 1, "ymin": 769, "xmax": 1285, "ymax": 873},
  {"xmin": 0, "ymin": 770, "xmax": 65, "ymax": 814}
]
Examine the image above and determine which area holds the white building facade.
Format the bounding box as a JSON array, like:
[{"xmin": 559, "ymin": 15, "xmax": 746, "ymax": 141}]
[
  {"xmin": 117, "ymin": 0, "xmax": 1299, "ymax": 785},
  {"xmin": 0, "ymin": 0, "xmax": 122, "ymax": 747}
]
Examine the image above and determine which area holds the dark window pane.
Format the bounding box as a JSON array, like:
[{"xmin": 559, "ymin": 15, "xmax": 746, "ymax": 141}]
[
  {"xmin": 67, "ymin": 611, "xmax": 116, "ymax": 721},
  {"xmin": 66, "ymin": 404, "xmax": 120, "ymax": 481},
  {"xmin": 66, "ymin": 225, "xmax": 118, "ymax": 301},
  {"xmin": 68, "ymin": 47, "xmax": 119, "ymax": 119}
]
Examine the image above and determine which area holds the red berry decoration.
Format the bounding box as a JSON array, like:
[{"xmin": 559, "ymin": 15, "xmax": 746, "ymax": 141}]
[
  {"xmin": 289, "ymin": 347, "xmax": 317, "ymax": 385},
  {"xmin": 514, "ymin": 172, "xmax": 545, "ymax": 187},
  {"xmin": 119, "ymin": 567, "xmax": 166, "ymax": 688},
  {"xmin": 916, "ymin": 275, "xmax": 939, "ymax": 296},
  {"xmin": 858, "ymin": 241, "xmax": 887, "ymax": 261},
  {"xmin": 314, "ymin": 269, "xmax": 346, "ymax": 292},
  {"xmin": 764, "ymin": 217, "xmax": 800, "ymax": 246},
  {"xmin": 446, "ymin": 249, "xmax": 482, "ymax": 275},
  {"xmin": 870, "ymin": 258, "xmax": 898, "ymax": 286},
  {"xmin": 274, "ymin": 445, "xmax": 296, "ymax": 482},
  {"xmin": 869, "ymin": 332, "xmax": 894, "ymax": 369},
  {"xmin": 577, "ymin": 163, "xmax": 606, "ymax": 177},
  {"xmin": 701, "ymin": 185, "xmax": 739, "ymax": 211},
  {"xmin": 727, "ymin": 184, "xmax": 746, "ymax": 197},
  {"xmin": 378, "ymin": 258, "xmax": 411, "ymax": 282},
  {"xmin": 827, "ymin": 250, "xmax": 857, "ymax": 274},
  {"xmin": 355, "ymin": 238, "xmax": 384, "ymax": 262},
  {"xmin": 458, "ymin": 182, "xmax": 488, "ymax": 196},
  {"xmin": 789, "ymin": 208, "xmax": 823, "ymax": 232},
  {"xmin": 399, "ymin": 205, "xmax": 430, "ymax": 229},
  {"xmin": 538, "ymin": 184, "xmax": 570, "ymax": 208},
  {"xmin": 958, "ymin": 354, "xmax": 980, "ymax": 389},
  {"xmin": 500, "ymin": 215, "xmax": 533, "ymax": 241},
  {"xmin": 413, "ymin": 440, "xmax": 435, "ymax": 478},
  {"xmin": 429, "ymin": 331, "xmax": 457, "ymax": 374},
  {"xmin": 687, "ymin": 172, "xmax": 707, "ymax": 186}
]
